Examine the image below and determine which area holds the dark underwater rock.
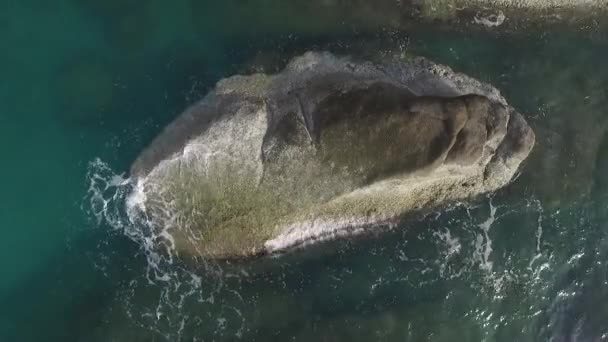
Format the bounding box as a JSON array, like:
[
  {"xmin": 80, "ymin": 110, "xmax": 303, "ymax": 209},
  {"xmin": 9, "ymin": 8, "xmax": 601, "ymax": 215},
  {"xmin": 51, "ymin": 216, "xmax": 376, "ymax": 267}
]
[
  {"xmin": 52, "ymin": 58, "xmax": 115, "ymax": 124},
  {"xmin": 128, "ymin": 52, "xmax": 535, "ymax": 259}
]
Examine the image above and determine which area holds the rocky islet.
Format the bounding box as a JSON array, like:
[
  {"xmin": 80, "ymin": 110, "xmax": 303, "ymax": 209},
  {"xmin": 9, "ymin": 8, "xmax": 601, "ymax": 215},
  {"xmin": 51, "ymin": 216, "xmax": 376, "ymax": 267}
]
[{"xmin": 127, "ymin": 52, "xmax": 535, "ymax": 259}]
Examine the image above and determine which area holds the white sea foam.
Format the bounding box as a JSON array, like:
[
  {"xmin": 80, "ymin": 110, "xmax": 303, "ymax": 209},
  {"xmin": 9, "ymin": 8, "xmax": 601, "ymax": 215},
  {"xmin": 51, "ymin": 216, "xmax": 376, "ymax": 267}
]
[
  {"xmin": 84, "ymin": 158, "xmax": 247, "ymax": 340},
  {"xmin": 433, "ymin": 227, "xmax": 463, "ymax": 278},
  {"xmin": 126, "ymin": 178, "xmax": 147, "ymax": 219},
  {"xmin": 528, "ymin": 198, "xmax": 548, "ymax": 273},
  {"xmin": 474, "ymin": 11, "xmax": 506, "ymax": 28},
  {"xmin": 475, "ymin": 199, "xmax": 497, "ymax": 272}
]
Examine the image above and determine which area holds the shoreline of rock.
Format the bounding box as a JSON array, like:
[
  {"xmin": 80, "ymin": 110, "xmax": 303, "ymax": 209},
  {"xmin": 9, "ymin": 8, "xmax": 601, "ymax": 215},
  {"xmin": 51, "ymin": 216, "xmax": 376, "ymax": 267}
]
[{"xmin": 191, "ymin": 0, "xmax": 608, "ymax": 41}]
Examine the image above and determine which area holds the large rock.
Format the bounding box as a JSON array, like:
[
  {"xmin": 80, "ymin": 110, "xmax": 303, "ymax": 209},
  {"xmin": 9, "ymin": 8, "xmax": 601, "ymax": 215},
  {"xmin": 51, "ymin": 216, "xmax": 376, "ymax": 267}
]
[{"xmin": 128, "ymin": 52, "xmax": 535, "ymax": 259}]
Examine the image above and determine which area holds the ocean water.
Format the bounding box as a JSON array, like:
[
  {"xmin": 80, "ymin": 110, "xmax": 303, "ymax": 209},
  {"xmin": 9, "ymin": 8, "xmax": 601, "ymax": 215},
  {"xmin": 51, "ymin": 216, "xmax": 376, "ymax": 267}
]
[{"xmin": 1, "ymin": 0, "xmax": 608, "ymax": 341}]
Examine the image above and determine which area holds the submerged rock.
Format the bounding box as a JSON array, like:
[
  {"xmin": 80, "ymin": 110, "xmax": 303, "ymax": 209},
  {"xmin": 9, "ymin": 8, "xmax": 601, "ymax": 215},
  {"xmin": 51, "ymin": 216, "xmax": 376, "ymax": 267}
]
[
  {"xmin": 52, "ymin": 58, "xmax": 115, "ymax": 124},
  {"xmin": 129, "ymin": 52, "xmax": 534, "ymax": 259}
]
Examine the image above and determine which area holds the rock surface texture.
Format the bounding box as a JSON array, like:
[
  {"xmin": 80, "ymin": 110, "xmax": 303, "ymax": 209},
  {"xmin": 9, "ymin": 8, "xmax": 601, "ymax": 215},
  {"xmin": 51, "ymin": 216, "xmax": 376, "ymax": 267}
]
[{"xmin": 129, "ymin": 52, "xmax": 535, "ymax": 259}]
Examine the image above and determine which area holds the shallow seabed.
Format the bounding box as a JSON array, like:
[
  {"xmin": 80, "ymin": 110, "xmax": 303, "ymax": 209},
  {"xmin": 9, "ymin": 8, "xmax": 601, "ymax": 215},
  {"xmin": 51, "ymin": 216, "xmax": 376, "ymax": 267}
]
[{"xmin": 1, "ymin": 0, "xmax": 608, "ymax": 341}]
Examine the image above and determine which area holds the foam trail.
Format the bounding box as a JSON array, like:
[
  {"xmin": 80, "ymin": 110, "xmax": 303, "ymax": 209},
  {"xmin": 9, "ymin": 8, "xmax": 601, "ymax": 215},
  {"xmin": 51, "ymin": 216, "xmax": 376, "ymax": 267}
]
[
  {"xmin": 528, "ymin": 198, "xmax": 546, "ymax": 271},
  {"xmin": 475, "ymin": 199, "xmax": 497, "ymax": 272},
  {"xmin": 433, "ymin": 227, "xmax": 462, "ymax": 278},
  {"xmin": 85, "ymin": 158, "xmax": 176, "ymax": 279}
]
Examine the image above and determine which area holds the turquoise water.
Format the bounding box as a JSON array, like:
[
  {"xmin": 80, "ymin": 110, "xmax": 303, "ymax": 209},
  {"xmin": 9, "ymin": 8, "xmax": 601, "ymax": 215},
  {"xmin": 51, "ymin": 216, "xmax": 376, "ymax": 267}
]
[{"xmin": 1, "ymin": 0, "xmax": 608, "ymax": 341}]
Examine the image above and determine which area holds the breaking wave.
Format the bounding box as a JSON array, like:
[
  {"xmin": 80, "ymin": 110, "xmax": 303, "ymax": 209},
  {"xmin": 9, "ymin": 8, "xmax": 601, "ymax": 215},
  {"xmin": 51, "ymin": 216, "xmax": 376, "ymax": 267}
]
[{"xmin": 84, "ymin": 158, "xmax": 247, "ymax": 341}]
